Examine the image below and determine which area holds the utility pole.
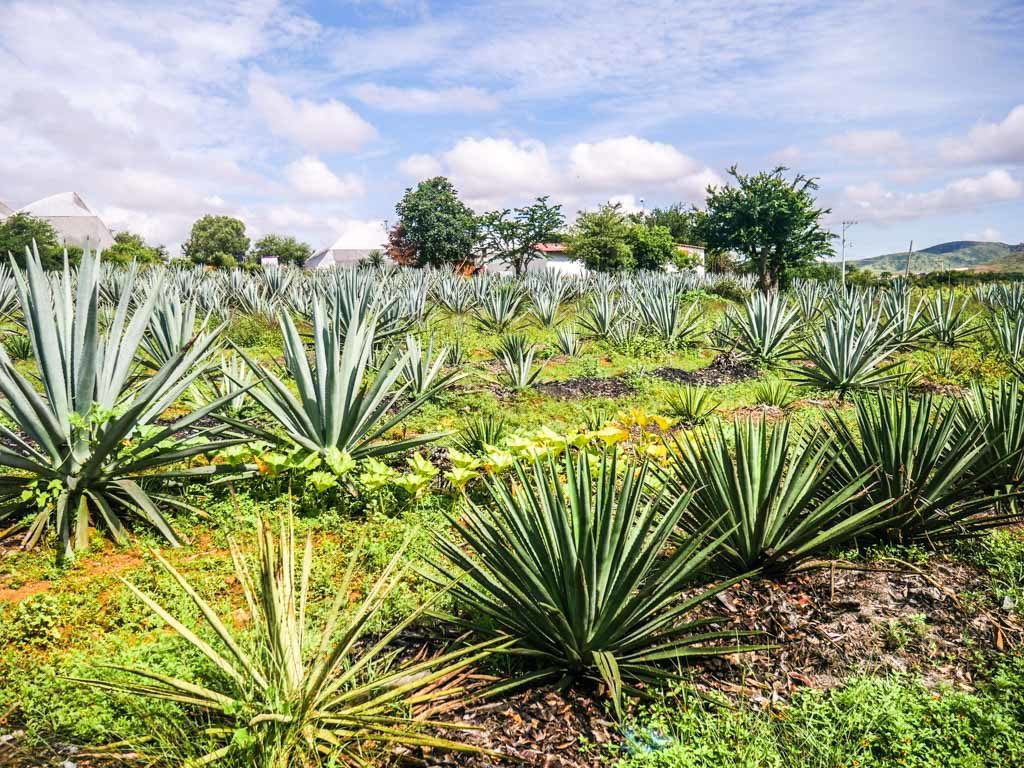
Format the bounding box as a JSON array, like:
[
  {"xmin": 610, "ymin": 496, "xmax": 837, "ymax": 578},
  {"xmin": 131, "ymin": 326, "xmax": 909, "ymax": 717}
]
[{"xmin": 840, "ymin": 220, "xmax": 857, "ymax": 290}]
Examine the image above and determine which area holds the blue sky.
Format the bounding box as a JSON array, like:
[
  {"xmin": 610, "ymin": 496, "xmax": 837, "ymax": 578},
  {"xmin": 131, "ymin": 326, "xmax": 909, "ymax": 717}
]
[{"xmin": 2, "ymin": 0, "xmax": 1023, "ymax": 258}]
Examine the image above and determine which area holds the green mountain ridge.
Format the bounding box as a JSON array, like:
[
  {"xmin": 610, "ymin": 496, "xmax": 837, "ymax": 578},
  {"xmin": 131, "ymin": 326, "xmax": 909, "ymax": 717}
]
[{"xmin": 846, "ymin": 241, "xmax": 1024, "ymax": 273}]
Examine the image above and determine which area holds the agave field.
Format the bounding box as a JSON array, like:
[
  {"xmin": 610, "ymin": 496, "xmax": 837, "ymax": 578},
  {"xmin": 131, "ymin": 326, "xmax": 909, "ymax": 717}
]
[{"xmin": 2, "ymin": 246, "xmax": 1024, "ymax": 767}]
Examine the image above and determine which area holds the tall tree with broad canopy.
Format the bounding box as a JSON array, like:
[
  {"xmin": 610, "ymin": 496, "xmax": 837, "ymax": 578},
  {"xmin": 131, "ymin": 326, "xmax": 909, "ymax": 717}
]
[
  {"xmin": 182, "ymin": 214, "xmax": 250, "ymax": 268},
  {"xmin": 251, "ymin": 233, "xmax": 313, "ymax": 267},
  {"xmin": 0, "ymin": 213, "xmax": 67, "ymax": 269},
  {"xmin": 478, "ymin": 196, "xmax": 565, "ymax": 276},
  {"xmin": 395, "ymin": 177, "xmax": 478, "ymax": 269},
  {"xmin": 698, "ymin": 166, "xmax": 835, "ymax": 291},
  {"xmin": 103, "ymin": 231, "xmax": 164, "ymax": 266},
  {"xmin": 565, "ymin": 202, "xmax": 634, "ymax": 272},
  {"xmin": 626, "ymin": 221, "xmax": 677, "ymax": 271},
  {"xmin": 643, "ymin": 203, "xmax": 704, "ymax": 245}
]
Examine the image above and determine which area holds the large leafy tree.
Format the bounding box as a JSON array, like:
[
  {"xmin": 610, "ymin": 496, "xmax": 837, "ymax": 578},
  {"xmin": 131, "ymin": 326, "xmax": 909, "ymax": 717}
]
[
  {"xmin": 103, "ymin": 231, "xmax": 164, "ymax": 266},
  {"xmin": 395, "ymin": 177, "xmax": 478, "ymax": 269},
  {"xmin": 698, "ymin": 166, "xmax": 835, "ymax": 291},
  {"xmin": 565, "ymin": 202, "xmax": 634, "ymax": 272},
  {"xmin": 478, "ymin": 196, "xmax": 565, "ymax": 276},
  {"xmin": 182, "ymin": 214, "xmax": 250, "ymax": 268},
  {"xmin": 626, "ymin": 221, "xmax": 677, "ymax": 271},
  {"xmin": 251, "ymin": 233, "xmax": 313, "ymax": 267},
  {"xmin": 0, "ymin": 213, "xmax": 66, "ymax": 269},
  {"xmin": 644, "ymin": 203, "xmax": 703, "ymax": 244}
]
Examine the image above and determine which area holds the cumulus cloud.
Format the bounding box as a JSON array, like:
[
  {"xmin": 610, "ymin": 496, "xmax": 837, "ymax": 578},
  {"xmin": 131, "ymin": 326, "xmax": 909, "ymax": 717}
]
[
  {"xmin": 406, "ymin": 134, "xmax": 720, "ymax": 211},
  {"xmin": 829, "ymin": 129, "xmax": 910, "ymax": 160},
  {"xmin": 940, "ymin": 105, "xmax": 1024, "ymax": 165},
  {"xmin": 843, "ymin": 170, "xmax": 1022, "ymax": 222},
  {"xmin": 399, "ymin": 154, "xmax": 444, "ymax": 179},
  {"xmin": 249, "ymin": 71, "xmax": 377, "ymax": 153},
  {"xmin": 965, "ymin": 227, "xmax": 1003, "ymax": 242},
  {"xmin": 283, "ymin": 156, "xmax": 364, "ymax": 200},
  {"xmin": 350, "ymin": 83, "xmax": 500, "ymax": 113}
]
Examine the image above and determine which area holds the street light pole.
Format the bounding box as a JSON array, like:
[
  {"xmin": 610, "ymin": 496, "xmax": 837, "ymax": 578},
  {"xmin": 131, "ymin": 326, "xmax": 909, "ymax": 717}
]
[{"xmin": 840, "ymin": 220, "xmax": 857, "ymax": 290}]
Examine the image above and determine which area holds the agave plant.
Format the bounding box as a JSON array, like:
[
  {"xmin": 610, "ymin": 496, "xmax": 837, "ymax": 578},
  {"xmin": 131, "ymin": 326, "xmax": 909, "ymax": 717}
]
[
  {"xmin": 635, "ymin": 287, "xmax": 703, "ymax": 346},
  {"xmin": 751, "ymin": 378, "xmax": 798, "ymax": 410},
  {"xmin": 492, "ymin": 333, "xmax": 543, "ymax": 389},
  {"xmin": 0, "ymin": 246, "xmax": 241, "ymax": 560},
  {"xmin": 988, "ymin": 311, "xmax": 1024, "ymax": 374},
  {"xmin": 139, "ymin": 291, "xmax": 209, "ymax": 369},
  {"xmin": 959, "ymin": 382, "xmax": 1024, "ymax": 509},
  {"xmin": 879, "ymin": 282, "xmax": 928, "ymax": 348},
  {"xmin": 238, "ymin": 301, "xmax": 443, "ymax": 460},
  {"xmin": 2, "ymin": 331, "xmax": 32, "ymax": 361},
  {"xmin": 822, "ymin": 390, "xmax": 1008, "ymax": 545},
  {"xmin": 400, "ymin": 334, "xmax": 467, "ymax": 399},
  {"xmin": 791, "ymin": 305, "xmax": 901, "ymax": 399},
  {"xmin": 718, "ymin": 291, "xmax": 800, "ymax": 366},
  {"xmin": 553, "ymin": 326, "xmax": 584, "ymax": 357},
  {"xmin": 189, "ymin": 352, "xmax": 257, "ymax": 418},
  {"xmin": 76, "ymin": 514, "xmax": 496, "ymax": 766},
  {"xmin": 437, "ymin": 448, "xmax": 758, "ymax": 712},
  {"xmin": 578, "ymin": 292, "xmax": 624, "ymax": 340},
  {"xmin": 528, "ymin": 286, "xmax": 565, "ymax": 328},
  {"xmin": 663, "ymin": 384, "xmax": 720, "ymax": 426},
  {"xmin": 661, "ymin": 417, "xmax": 890, "ymax": 575},
  {"xmin": 433, "ymin": 274, "xmax": 477, "ymax": 315},
  {"xmin": 473, "ymin": 284, "xmax": 526, "ymax": 333},
  {"xmin": 923, "ymin": 290, "xmax": 979, "ymax": 347},
  {"xmin": 454, "ymin": 413, "xmax": 506, "ymax": 454}
]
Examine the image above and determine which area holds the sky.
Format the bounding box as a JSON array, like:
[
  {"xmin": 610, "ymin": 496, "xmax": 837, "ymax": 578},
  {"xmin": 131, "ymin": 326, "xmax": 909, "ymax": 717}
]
[{"xmin": 1, "ymin": 0, "xmax": 1023, "ymax": 260}]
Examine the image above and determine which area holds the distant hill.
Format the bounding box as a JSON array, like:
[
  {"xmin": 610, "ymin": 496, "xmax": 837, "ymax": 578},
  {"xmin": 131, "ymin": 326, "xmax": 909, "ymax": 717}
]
[{"xmin": 850, "ymin": 241, "xmax": 1024, "ymax": 273}]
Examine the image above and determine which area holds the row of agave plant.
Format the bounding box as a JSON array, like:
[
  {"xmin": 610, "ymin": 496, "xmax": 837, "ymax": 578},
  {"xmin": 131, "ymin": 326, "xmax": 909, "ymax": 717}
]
[
  {"xmin": 1, "ymin": 248, "xmax": 1023, "ymax": 763},
  {"xmin": 62, "ymin": 381, "xmax": 1024, "ymax": 766}
]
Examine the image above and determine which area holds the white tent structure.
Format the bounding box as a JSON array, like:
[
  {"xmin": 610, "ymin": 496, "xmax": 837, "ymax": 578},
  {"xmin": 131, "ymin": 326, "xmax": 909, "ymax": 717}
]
[
  {"xmin": 18, "ymin": 192, "xmax": 115, "ymax": 251},
  {"xmin": 305, "ymin": 220, "xmax": 389, "ymax": 269}
]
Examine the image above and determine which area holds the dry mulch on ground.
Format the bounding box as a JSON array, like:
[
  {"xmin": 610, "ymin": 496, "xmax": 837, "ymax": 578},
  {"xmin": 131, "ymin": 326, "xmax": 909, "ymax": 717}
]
[
  {"xmin": 535, "ymin": 376, "xmax": 635, "ymax": 400},
  {"xmin": 654, "ymin": 352, "xmax": 757, "ymax": 387}
]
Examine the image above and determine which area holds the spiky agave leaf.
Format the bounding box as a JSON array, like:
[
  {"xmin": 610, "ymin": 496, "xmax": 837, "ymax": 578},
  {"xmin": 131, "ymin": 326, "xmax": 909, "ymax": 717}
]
[
  {"xmin": 436, "ymin": 447, "xmax": 760, "ymax": 714},
  {"xmin": 822, "ymin": 390, "xmax": 1014, "ymax": 546},
  {"xmin": 0, "ymin": 245, "xmax": 247, "ymax": 560},
  {"xmin": 73, "ymin": 514, "xmax": 499, "ymax": 766},
  {"xmin": 238, "ymin": 300, "xmax": 444, "ymax": 459},
  {"xmin": 661, "ymin": 417, "xmax": 891, "ymax": 575},
  {"xmin": 717, "ymin": 291, "xmax": 801, "ymax": 366}
]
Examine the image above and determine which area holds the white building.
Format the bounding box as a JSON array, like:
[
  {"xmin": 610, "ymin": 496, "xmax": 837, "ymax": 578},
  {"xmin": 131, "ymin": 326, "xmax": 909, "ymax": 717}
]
[
  {"xmin": 16, "ymin": 192, "xmax": 115, "ymax": 251},
  {"xmin": 305, "ymin": 220, "xmax": 389, "ymax": 270}
]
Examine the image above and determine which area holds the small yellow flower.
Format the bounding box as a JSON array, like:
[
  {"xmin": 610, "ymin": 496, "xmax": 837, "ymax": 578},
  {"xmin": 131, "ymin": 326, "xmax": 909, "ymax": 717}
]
[{"xmin": 592, "ymin": 425, "xmax": 630, "ymax": 446}]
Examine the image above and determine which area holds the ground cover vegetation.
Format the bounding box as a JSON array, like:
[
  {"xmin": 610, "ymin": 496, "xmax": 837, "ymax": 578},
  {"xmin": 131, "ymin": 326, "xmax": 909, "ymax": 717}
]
[{"xmin": 0, "ymin": 184, "xmax": 1023, "ymax": 764}]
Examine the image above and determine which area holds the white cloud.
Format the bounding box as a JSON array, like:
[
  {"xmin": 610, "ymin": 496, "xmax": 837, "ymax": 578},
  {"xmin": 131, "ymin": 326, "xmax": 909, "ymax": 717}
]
[
  {"xmin": 350, "ymin": 83, "xmax": 500, "ymax": 113},
  {"xmin": 283, "ymin": 156, "xmax": 364, "ymax": 200},
  {"xmin": 843, "ymin": 169, "xmax": 1022, "ymax": 222},
  {"xmin": 940, "ymin": 105, "xmax": 1024, "ymax": 165},
  {"xmin": 569, "ymin": 136, "xmax": 699, "ymax": 188},
  {"xmin": 769, "ymin": 145, "xmax": 802, "ymax": 165},
  {"xmin": 829, "ymin": 129, "xmax": 910, "ymax": 160},
  {"xmin": 965, "ymin": 227, "xmax": 1003, "ymax": 242},
  {"xmin": 249, "ymin": 71, "xmax": 377, "ymax": 153},
  {"xmin": 399, "ymin": 154, "xmax": 444, "ymax": 179},
  {"xmin": 441, "ymin": 137, "xmax": 560, "ymax": 207},
  {"xmin": 607, "ymin": 194, "xmax": 643, "ymax": 214}
]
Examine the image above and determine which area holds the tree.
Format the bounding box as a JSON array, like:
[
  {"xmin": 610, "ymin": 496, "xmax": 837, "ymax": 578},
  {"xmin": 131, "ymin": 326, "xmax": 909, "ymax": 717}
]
[
  {"xmin": 565, "ymin": 202, "xmax": 634, "ymax": 272},
  {"xmin": 182, "ymin": 214, "xmax": 250, "ymax": 268},
  {"xmin": 644, "ymin": 204, "xmax": 703, "ymax": 245},
  {"xmin": 394, "ymin": 177, "xmax": 478, "ymax": 269},
  {"xmin": 478, "ymin": 197, "xmax": 565, "ymax": 277},
  {"xmin": 625, "ymin": 222, "xmax": 677, "ymax": 271},
  {"xmin": 698, "ymin": 166, "xmax": 835, "ymax": 291},
  {"xmin": 386, "ymin": 223, "xmax": 417, "ymax": 266},
  {"xmin": 251, "ymin": 234, "xmax": 313, "ymax": 267},
  {"xmin": 0, "ymin": 213, "xmax": 67, "ymax": 269},
  {"xmin": 103, "ymin": 231, "xmax": 164, "ymax": 266}
]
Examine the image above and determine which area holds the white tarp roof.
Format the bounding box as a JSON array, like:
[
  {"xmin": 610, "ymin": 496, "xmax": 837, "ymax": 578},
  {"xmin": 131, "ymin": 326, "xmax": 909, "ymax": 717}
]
[{"xmin": 18, "ymin": 192, "xmax": 115, "ymax": 250}]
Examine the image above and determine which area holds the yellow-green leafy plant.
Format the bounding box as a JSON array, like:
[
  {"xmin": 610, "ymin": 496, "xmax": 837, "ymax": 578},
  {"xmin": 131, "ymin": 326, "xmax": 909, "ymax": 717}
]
[{"xmin": 74, "ymin": 514, "xmax": 498, "ymax": 766}]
